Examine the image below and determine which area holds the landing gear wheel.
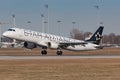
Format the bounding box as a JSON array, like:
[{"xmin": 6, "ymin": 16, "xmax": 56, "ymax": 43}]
[
  {"xmin": 41, "ymin": 50, "xmax": 47, "ymax": 55},
  {"xmin": 57, "ymin": 51, "xmax": 62, "ymax": 56}
]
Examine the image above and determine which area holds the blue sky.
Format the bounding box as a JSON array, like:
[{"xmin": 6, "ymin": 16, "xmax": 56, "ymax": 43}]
[{"xmin": 0, "ymin": 0, "xmax": 120, "ymax": 37}]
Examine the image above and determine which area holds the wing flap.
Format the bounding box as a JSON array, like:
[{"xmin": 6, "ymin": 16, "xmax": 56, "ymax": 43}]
[{"xmin": 59, "ymin": 42, "xmax": 87, "ymax": 47}]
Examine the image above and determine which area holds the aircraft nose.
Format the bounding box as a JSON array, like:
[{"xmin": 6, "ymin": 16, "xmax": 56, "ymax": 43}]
[{"xmin": 2, "ymin": 32, "xmax": 8, "ymax": 37}]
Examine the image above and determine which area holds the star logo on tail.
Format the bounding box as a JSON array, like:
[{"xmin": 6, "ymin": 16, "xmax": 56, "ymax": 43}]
[{"xmin": 95, "ymin": 32, "xmax": 102, "ymax": 40}]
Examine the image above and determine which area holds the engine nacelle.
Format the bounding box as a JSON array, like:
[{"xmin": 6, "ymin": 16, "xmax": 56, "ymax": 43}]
[
  {"xmin": 48, "ymin": 42, "xmax": 59, "ymax": 49},
  {"xmin": 24, "ymin": 42, "xmax": 37, "ymax": 49}
]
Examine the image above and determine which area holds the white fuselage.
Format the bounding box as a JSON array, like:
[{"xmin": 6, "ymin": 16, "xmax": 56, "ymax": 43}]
[{"xmin": 3, "ymin": 28, "xmax": 99, "ymax": 51}]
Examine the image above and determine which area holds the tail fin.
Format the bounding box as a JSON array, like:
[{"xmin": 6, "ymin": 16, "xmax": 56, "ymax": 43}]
[{"xmin": 86, "ymin": 26, "xmax": 104, "ymax": 45}]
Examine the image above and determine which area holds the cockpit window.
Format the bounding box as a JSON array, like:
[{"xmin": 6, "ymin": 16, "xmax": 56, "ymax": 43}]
[{"xmin": 8, "ymin": 29, "xmax": 15, "ymax": 31}]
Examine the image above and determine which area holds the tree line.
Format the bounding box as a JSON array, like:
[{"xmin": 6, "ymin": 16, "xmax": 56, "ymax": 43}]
[{"xmin": 70, "ymin": 28, "xmax": 120, "ymax": 44}]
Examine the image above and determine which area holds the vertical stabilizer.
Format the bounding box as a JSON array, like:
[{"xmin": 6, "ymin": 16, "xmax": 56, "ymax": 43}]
[{"xmin": 86, "ymin": 26, "xmax": 104, "ymax": 45}]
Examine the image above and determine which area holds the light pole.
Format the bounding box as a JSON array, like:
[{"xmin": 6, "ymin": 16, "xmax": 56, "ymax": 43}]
[
  {"xmin": 41, "ymin": 14, "xmax": 45, "ymax": 33},
  {"xmin": 12, "ymin": 14, "xmax": 16, "ymax": 27},
  {"xmin": 72, "ymin": 21, "xmax": 76, "ymax": 29},
  {"xmin": 94, "ymin": 0, "xmax": 103, "ymax": 26},
  {"xmin": 45, "ymin": 4, "xmax": 49, "ymax": 33},
  {"xmin": 57, "ymin": 20, "xmax": 61, "ymax": 36},
  {"xmin": 44, "ymin": 21, "xmax": 48, "ymax": 33},
  {"xmin": 27, "ymin": 21, "xmax": 31, "ymax": 27},
  {"xmin": 94, "ymin": 5, "xmax": 100, "ymax": 26}
]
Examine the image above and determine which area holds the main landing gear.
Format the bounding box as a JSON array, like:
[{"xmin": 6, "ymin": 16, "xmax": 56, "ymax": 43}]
[
  {"xmin": 56, "ymin": 48, "xmax": 62, "ymax": 56},
  {"xmin": 41, "ymin": 47, "xmax": 63, "ymax": 56},
  {"xmin": 41, "ymin": 49, "xmax": 47, "ymax": 55},
  {"xmin": 41, "ymin": 47, "xmax": 47, "ymax": 55}
]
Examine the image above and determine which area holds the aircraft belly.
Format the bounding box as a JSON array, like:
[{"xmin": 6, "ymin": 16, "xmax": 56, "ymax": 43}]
[{"xmin": 66, "ymin": 45, "xmax": 96, "ymax": 51}]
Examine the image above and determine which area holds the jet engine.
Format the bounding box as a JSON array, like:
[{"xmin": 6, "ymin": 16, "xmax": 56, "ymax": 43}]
[{"xmin": 24, "ymin": 42, "xmax": 37, "ymax": 49}]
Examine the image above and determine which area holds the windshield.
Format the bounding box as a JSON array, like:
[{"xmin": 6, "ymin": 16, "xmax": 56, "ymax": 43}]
[{"xmin": 8, "ymin": 29, "xmax": 15, "ymax": 31}]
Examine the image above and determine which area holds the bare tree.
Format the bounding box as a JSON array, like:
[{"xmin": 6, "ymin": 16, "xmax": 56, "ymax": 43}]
[
  {"xmin": 70, "ymin": 28, "xmax": 120, "ymax": 45},
  {"xmin": 70, "ymin": 28, "xmax": 84, "ymax": 40}
]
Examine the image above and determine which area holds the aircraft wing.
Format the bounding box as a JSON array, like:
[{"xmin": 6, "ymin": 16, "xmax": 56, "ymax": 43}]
[{"xmin": 59, "ymin": 41, "xmax": 88, "ymax": 47}]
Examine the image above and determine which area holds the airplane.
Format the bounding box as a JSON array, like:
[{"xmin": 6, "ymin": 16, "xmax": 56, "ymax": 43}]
[{"xmin": 2, "ymin": 26, "xmax": 104, "ymax": 55}]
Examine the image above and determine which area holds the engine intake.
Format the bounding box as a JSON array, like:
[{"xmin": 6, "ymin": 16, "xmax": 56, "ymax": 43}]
[{"xmin": 24, "ymin": 42, "xmax": 37, "ymax": 49}]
